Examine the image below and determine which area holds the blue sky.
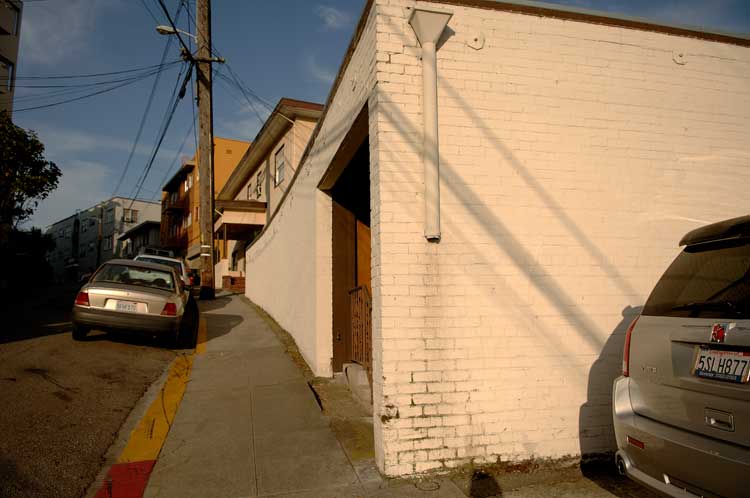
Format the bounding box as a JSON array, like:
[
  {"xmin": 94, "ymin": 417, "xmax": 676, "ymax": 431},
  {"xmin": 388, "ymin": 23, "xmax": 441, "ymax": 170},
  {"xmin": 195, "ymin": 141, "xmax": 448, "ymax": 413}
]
[{"xmin": 13, "ymin": 0, "xmax": 749, "ymax": 229}]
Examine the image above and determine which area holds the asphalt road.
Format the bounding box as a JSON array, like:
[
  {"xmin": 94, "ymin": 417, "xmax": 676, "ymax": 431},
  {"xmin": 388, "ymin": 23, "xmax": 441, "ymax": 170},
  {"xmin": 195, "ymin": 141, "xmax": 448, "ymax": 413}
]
[{"xmin": 0, "ymin": 284, "xmax": 188, "ymax": 498}]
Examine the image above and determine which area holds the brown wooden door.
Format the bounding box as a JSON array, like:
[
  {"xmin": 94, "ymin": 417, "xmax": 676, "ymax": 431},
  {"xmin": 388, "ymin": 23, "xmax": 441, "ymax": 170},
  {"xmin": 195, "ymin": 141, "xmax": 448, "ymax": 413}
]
[
  {"xmin": 356, "ymin": 220, "xmax": 371, "ymax": 292},
  {"xmin": 332, "ymin": 200, "xmax": 356, "ymax": 372}
]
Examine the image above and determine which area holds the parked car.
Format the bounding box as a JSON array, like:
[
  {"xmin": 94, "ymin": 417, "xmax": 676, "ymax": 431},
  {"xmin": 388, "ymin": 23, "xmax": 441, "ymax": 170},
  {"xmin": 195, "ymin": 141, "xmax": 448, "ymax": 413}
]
[
  {"xmin": 71, "ymin": 259, "xmax": 189, "ymax": 345},
  {"xmin": 133, "ymin": 254, "xmax": 192, "ymax": 290},
  {"xmin": 613, "ymin": 215, "xmax": 750, "ymax": 498}
]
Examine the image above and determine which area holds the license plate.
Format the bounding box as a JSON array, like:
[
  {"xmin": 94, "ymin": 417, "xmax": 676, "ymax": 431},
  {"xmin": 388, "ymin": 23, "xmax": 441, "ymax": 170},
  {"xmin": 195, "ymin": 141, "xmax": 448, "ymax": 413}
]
[
  {"xmin": 693, "ymin": 347, "xmax": 750, "ymax": 384},
  {"xmin": 115, "ymin": 301, "xmax": 138, "ymax": 313}
]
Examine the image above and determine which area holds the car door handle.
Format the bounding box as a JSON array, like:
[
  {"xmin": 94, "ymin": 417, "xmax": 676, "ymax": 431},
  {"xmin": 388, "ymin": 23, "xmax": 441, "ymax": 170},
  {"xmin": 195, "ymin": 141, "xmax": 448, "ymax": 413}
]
[{"xmin": 705, "ymin": 408, "xmax": 734, "ymax": 432}]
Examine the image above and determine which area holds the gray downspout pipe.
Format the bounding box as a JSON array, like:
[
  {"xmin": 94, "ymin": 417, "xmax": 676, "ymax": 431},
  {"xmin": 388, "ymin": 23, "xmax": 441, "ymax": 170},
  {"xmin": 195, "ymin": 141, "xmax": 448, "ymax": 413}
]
[{"xmin": 409, "ymin": 8, "xmax": 452, "ymax": 242}]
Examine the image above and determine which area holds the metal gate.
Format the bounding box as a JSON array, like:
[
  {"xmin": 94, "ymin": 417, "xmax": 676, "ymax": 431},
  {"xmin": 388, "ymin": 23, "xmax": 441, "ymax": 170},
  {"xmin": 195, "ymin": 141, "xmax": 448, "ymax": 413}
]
[{"xmin": 348, "ymin": 285, "xmax": 372, "ymax": 380}]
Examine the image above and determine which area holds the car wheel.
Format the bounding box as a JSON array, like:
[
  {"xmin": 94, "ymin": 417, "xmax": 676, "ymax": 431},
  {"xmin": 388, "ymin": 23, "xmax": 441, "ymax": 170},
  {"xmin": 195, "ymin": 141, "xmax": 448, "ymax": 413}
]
[{"xmin": 72, "ymin": 325, "xmax": 89, "ymax": 341}]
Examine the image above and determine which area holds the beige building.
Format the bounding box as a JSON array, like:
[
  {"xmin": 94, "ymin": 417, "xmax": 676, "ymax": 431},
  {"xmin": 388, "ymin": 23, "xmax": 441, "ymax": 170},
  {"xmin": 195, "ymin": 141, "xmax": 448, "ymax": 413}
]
[
  {"xmin": 160, "ymin": 136, "xmax": 250, "ymax": 268},
  {"xmin": 241, "ymin": 0, "xmax": 750, "ymax": 478},
  {"xmin": 213, "ymin": 98, "xmax": 322, "ymax": 289},
  {"xmin": 0, "ymin": 0, "xmax": 22, "ymax": 115}
]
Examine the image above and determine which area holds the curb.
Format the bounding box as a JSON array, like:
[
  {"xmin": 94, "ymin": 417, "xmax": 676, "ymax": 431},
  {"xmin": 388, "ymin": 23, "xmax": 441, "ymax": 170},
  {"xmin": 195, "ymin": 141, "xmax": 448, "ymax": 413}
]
[{"xmin": 91, "ymin": 317, "xmax": 207, "ymax": 498}]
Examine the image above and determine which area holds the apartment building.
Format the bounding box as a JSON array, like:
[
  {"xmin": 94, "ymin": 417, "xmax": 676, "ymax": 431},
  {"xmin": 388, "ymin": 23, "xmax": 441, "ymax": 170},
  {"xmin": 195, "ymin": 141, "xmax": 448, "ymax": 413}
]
[
  {"xmin": 46, "ymin": 197, "xmax": 161, "ymax": 281},
  {"xmin": 160, "ymin": 137, "xmax": 251, "ymax": 267},
  {"xmin": 240, "ymin": 0, "xmax": 750, "ymax": 477},
  {"xmin": 213, "ymin": 98, "xmax": 322, "ymax": 289},
  {"xmin": 0, "ymin": 0, "xmax": 22, "ymax": 115}
]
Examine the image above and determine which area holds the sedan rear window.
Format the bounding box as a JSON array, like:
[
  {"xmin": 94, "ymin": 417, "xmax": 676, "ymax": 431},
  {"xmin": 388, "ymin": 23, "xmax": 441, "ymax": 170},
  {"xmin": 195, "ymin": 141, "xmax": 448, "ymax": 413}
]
[
  {"xmin": 93, "ymin": 264, "xmax": 175, "ymax": 291},
  {"xmin": 643, "ymin": 239, "xmax": 750, "ymax": 319}
]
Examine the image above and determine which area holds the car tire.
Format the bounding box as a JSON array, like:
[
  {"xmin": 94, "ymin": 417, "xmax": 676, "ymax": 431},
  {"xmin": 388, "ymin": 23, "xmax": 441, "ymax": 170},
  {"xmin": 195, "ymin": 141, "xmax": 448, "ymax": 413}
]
[{"xmin": 72, "ymin": 325, "xmax": 89, "ymax": 341}]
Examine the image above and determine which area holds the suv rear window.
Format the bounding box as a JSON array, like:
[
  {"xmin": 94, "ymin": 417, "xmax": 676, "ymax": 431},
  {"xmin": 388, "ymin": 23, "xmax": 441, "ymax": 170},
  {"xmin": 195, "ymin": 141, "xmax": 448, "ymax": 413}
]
[
  {"xmin": 642, "ymin": 239, "xmax": 750, "ymax": 319},
  {"xmin": 136, "ymin": 257, "xmax": 182, "ymax": 274},
  {"xmin": 93, "ymin": 264, "xmax": 175, "ymax": 291}
]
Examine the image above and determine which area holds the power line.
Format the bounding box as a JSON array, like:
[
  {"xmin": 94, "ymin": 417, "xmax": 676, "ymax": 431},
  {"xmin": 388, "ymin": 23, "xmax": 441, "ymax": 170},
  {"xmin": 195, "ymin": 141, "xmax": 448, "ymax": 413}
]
[
  {"xmin": 13, "ymin": 66, "xmax": 172, "ymax": 113},
  {"xmin": 12, "ymin": 63, "xmax": 181, "ymax": 88},
  {"xmin": 151, "ymin": 120, "xmax": 195, "ymax": 201},
  {"xmin": 137, "ymin": 0, "xmax": 162, "ymax": 24},
  {"xmin": 127, "ymin": 62, "xmax": 192, "ymax": 207},
  {"xmin": 112, "ymin": 2, "xmax": 185, "ymax": 197},
  {"xmin": 1, "ymin": 65, "xmax": 177, "ymax": 105},
  {"xmin": 13, "ymin": 61, "xmax": 181, "ymax": 80}
]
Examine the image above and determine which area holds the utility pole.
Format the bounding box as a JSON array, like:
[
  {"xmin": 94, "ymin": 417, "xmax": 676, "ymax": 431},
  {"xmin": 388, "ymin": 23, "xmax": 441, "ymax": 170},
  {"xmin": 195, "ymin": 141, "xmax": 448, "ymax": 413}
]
[{"xmin": 196, "ymin": 0, "xmax": 215, "ymax": 299}]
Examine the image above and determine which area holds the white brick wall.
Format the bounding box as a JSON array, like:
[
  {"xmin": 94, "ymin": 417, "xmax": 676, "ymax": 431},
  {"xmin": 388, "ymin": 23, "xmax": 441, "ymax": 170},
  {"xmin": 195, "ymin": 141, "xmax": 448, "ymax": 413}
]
[
  {"xmin": 244, "ymin": 8, "xmax": 379, "ymax": 377},
  {"xmin": 371, "ymin": 0, "xmax": 750, "ymax": 476}
]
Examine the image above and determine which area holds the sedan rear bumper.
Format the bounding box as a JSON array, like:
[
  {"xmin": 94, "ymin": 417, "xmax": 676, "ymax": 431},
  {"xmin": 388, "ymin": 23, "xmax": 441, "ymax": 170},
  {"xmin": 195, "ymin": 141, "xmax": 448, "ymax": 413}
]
[
  {"xmin": 72, "ymin": 306, "xmax": 180, "ymax": 335},
  {"xmin": 612, "ymin": 376, "xmax": 748, "ymax": 498}
]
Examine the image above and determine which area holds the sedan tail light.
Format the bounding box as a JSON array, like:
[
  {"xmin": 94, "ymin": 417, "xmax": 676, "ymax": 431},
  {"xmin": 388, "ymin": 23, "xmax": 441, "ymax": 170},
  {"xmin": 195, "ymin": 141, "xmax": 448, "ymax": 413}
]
[
  {"xmin": 74, "ymin": 291, "xmax": 90, "ymax": 306},
  {"xmin": 161, "ymin": 302, "xmax": 177, "ymax": 316},
  {"xmin": 623, "ymin": 315, "xmax": 640, "ymax": 377}
]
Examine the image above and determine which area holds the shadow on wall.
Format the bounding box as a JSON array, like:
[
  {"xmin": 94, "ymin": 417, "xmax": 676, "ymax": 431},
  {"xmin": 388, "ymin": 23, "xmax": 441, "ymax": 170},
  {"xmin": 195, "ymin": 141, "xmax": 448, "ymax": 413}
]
[{"xmin": 579, "ymin": 305, "xmax": 643, "ymax": 457}]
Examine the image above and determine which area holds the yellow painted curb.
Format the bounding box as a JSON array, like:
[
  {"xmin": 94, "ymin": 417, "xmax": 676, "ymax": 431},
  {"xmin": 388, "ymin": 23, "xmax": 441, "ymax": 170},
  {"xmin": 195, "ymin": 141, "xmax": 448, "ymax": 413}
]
[
  {"xmin": 196, "ymin": 317, "xmax": 207, "ymax": 355},
  {"xmin": 117, "ymin": 317, "xmax": 208, "ymax": 463}
]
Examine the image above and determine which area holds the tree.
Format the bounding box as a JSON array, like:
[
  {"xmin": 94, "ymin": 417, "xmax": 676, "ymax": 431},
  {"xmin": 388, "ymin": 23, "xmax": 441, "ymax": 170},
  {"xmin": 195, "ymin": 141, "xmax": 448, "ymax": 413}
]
[{"xmin": 0, "ymin": 110, "xmax": 61, "ymax": 240}]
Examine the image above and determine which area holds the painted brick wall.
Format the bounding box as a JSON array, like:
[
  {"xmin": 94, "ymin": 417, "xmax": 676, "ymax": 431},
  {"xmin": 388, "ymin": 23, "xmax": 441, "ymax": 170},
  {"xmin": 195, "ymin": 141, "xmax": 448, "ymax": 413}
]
[
  {"xmin": 244, "ymin": 6, "xmax": 379, "ymax": 377},
  {"xmin": 371, "ymin": 0, "xmax": 750, "ymax": 475}
]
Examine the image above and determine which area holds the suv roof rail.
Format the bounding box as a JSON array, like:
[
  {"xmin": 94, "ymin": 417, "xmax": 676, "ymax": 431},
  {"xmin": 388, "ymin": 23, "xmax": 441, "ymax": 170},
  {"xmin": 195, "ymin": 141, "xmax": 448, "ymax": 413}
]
[{"xmin": 679, "ymin": 215, "xmax": 750, "ymax": 246}]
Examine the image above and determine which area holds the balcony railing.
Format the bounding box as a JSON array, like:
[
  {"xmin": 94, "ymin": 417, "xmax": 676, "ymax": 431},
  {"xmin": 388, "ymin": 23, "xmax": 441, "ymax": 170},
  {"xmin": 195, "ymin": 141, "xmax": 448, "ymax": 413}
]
[
  {"xmin": 162, "ymin": 194, "xmax": 188, "ymax": 213},
  {"xmin": 349, "ymin": 286, "xmax": 372, "ymax": 382}
]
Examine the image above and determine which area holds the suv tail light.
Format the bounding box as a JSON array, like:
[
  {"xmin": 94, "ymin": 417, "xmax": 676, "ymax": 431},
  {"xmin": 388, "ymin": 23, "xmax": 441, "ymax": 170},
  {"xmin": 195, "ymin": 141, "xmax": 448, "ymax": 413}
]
[
  {"xmin": 74, "ymin": 291, "xmax": 90, "ymax": 306},
  {"xmin": 623, "ymin": 315, "xmax": 640, "ymax": 377},
  {"xmin": 161, "ymin": 302, "xmax": 177, "ymax": 316}
]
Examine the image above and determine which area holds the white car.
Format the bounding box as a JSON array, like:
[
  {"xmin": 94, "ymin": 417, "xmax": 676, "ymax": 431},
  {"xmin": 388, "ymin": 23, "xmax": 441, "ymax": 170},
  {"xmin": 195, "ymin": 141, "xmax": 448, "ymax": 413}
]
[{"xmin": 134, "ymin": 254, "xmax": 192, "ymax": 290}]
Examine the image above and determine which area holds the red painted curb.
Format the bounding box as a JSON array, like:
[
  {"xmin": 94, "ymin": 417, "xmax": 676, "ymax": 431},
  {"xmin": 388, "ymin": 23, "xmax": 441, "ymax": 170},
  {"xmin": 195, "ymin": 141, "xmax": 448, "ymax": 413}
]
[{"xmin": 93, "ymin": 460, "xmax": 156, "ymax": 498}]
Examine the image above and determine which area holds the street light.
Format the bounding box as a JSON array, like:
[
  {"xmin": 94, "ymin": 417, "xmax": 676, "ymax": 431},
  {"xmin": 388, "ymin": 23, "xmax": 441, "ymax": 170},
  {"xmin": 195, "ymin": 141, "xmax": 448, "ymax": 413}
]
[{"xmin": 155, "ymin": 25, "xmax": 197, "ymax": 41}]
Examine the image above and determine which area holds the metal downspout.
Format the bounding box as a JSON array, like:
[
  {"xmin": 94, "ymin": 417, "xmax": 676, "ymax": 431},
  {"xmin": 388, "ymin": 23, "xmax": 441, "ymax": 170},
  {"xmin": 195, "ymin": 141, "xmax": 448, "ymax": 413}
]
[{"xmin": 409, "ymin": 8, "xmax": 453, "ymax": 242}]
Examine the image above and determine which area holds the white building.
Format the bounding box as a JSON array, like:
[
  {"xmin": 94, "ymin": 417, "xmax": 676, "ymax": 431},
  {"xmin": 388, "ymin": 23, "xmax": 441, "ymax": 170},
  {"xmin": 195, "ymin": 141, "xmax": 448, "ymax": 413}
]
[
  {"xmin": 242, "ymin": 0, "xmax": 750, "ymax": 476},
  {"xmin": 46, "ymin": 197, "xmax": 161, "ymax": 281}
]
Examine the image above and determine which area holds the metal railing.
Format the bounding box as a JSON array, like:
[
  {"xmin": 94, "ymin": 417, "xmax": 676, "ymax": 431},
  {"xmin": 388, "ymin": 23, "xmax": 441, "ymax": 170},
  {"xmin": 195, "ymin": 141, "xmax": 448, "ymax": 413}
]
[{"xmin": 349, "ymin": 285, "xmax": 372, "ymax": 380}]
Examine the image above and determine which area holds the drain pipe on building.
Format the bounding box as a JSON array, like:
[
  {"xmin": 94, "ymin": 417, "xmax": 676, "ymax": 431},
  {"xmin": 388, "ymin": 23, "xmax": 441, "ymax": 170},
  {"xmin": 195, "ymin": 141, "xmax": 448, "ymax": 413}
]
[{"xmin": 408, "ymin": 8, "xmax": 453, "ymax": 242}]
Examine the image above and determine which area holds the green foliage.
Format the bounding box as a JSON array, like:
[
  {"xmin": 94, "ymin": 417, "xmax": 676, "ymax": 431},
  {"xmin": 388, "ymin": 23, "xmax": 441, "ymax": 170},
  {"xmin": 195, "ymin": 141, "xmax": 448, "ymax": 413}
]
[{"xmin": 0, "ymin": 110, "xmax": 62, "ymax": 229}]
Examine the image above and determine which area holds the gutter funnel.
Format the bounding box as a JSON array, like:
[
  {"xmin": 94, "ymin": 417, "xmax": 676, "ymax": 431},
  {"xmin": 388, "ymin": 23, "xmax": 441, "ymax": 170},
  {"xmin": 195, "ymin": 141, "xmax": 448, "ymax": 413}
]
[{"xmin": 409, "ymin": 8, "xmax": 452, "ymax": 243}]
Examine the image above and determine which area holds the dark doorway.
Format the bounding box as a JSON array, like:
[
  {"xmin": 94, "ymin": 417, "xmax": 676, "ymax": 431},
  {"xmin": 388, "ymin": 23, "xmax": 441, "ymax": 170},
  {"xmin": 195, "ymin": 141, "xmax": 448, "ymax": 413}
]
[{"xmin": 330, "ymin": 140, "xmax": 370, "ymax": 373}]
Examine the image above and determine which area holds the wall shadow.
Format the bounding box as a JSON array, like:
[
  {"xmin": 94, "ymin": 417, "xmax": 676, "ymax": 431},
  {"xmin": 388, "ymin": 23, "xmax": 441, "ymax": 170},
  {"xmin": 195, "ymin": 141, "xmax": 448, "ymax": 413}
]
[
  {"xmin": 579, "ymin": 305, "xmax": 642, "ymax": 456},
  {"xmin": 201, "ymin": 313, "xmax": 243, "ymax": 342},
  {"xmin": 197, "ymin": 295, "xmax": 232, "ymax": 313}
]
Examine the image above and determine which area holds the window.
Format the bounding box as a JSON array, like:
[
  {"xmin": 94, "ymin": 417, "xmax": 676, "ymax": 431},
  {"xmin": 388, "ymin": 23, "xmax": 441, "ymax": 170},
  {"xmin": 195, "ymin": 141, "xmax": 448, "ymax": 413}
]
[
  {"xmin": 643, "ymin": 240, "xmax": 750, "ymax": 319},
  {"xmin": 104, "ymin": 208, "xmax": 115, "ymax": 224},
  {"xmin": 187, "ymin": 173, "xmax": 193, "ymax": 189},
  {"xmin": 123, "ymin": 209, "xmax": 138, "ymax": 223},
  {"xmin": 187, "ymin": 212, "xmax": 192, "ymax": 227},
  {"xmin": 195, "ymin": 206, "xmax": 198, "ymax": 224},
  {"xmin": 2, "ymin": 2, "xmax": 20, "ymax": 36},
  {"xmin": 274, "ymin": 147, "xmax": 285, "ymax": 186},
  {"xmin": 0, "ymin": 57, "xmax": 13, "ymax": 93},
  {"xmin": 103, "ymin": 236, "xmax": 113, "ymax": 250},
  {"xmin": 184, "ymin": 178, "xmax": 189, "ymax": 193},
  {"xmin": 256, "ymin": 171, "xmax": 264, "ymax": 198},
  {"xmin": 247, "ymin": 184, "xmax": 252, "ymax": 200}
]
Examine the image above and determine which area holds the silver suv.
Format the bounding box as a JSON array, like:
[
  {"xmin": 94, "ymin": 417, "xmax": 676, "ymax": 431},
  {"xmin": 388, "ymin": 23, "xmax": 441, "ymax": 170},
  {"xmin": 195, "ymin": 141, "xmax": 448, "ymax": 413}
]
[{"xmin": 613, "ymin": 216, "xmax": 749, "ymax": 498}]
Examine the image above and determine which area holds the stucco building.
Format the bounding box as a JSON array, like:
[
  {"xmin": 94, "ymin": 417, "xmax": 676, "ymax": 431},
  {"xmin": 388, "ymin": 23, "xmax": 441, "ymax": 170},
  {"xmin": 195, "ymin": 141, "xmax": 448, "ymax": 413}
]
[
  {"xmin": 213, "ymin": 98, "xmax": 323, "ymax": 290},
  {"xmin": 241, "ymin": 0, "xmax": 750, "ymax": 477},
  {"xmin": 46, "ymin": 197, "xmax": 161, "ymax": 282},
  {"xmin": 160, "ymin": 136, "xmax": 250, "ymax": 268}
]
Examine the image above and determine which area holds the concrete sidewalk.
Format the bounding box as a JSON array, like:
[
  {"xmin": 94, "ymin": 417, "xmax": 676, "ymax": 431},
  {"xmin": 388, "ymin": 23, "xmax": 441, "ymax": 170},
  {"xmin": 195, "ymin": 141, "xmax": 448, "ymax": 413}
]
[
  {"xmin": 142, "ymin": 293, "xmax": 650, "ymax": 498},
  {"xmin": 143, "ymin": 293, "xmax": 465, "ymax": 498}
]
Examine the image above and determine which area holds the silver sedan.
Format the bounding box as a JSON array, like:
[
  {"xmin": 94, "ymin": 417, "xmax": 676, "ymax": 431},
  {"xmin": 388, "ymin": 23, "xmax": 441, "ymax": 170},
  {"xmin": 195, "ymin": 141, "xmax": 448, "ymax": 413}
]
[{"xmin": 71, "ymin": 259, "xmax": 189, "ymax": 345}]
